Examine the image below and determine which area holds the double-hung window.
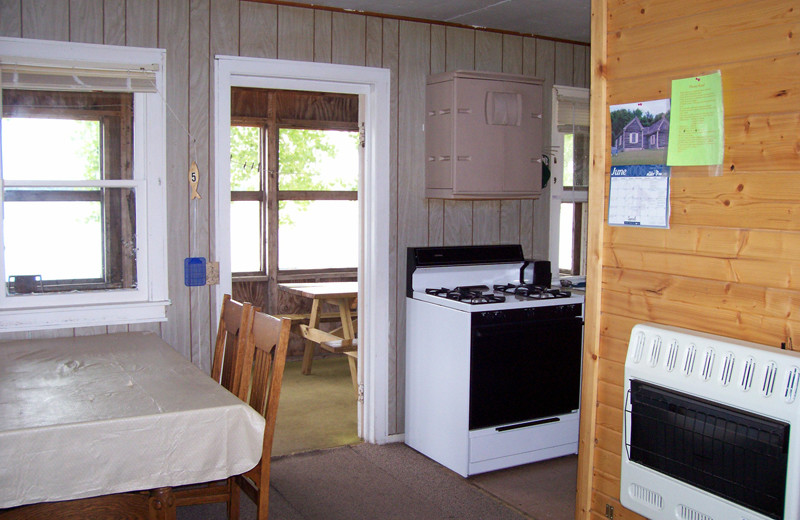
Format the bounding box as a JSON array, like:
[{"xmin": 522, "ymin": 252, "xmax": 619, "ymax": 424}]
[
  {"xmin": 550, "ymin": 86, "xmax": 590, "ymax": 278},
  {"xmin": 0, "ymin": 37, "xmax": 168, "ymax": 331}
]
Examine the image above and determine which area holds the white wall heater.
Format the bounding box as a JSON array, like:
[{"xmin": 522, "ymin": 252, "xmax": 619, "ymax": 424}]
[{"xmin": 621, "ymin": 323, "xmax": 800, "ymax": 520}]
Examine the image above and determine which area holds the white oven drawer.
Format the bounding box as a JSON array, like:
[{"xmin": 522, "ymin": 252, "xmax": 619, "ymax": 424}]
[{"xmin": 468, "ymin": 412, "xmax": 579, "ymax": 463}]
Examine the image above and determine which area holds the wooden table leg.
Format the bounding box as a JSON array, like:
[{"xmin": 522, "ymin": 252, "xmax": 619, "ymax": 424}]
[
  {"xmin": 301, "ymin": 298, "xmax": 322, "ymax": 375},
  {"xmin": 148, "ymin": 487, "xmax": 176, "ymax": 520},
  {"xmin": 337, "ymin": 298, "xmax": 358, "ymax": 396}
]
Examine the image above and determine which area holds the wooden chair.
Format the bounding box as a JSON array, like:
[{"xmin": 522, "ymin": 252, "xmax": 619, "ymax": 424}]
[
  {"xmin": 174, "ymin": 294, "xmax": 255, "ymax": 517},
  {"xmin": 211, "ymin": 294, "xmax": 256, "ymax": 400},
  {"xmin": 175, "ymin": 310, "xmax": 291, "ymax": 520},
  {"xmin": 233, "ymin": 311, "xmax": 292, "ymax": 520}
]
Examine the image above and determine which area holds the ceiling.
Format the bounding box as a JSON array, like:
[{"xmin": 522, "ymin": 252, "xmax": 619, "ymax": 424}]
[{"xmin": 292, "ymin": 0, "xmax": 590, "ymax": 44}]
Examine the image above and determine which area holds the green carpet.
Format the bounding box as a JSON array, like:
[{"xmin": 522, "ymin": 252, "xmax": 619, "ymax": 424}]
[{"xmin": 272, "ymin": 356, "xmax": 360, "ymax": 457}]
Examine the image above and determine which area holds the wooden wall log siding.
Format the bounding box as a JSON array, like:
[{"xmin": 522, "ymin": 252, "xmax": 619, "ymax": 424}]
[
  {"xmin": 0, "ymin": 0, "xmax": 588, "ymax": 436},
  {"xmin": 579, "ymin": 0, "xmax": 800, "ymax": 518}
]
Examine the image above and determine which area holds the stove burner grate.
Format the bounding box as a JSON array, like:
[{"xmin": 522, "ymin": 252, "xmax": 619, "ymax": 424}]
[
  {"xmin": 493, "ymin": 284, "xmax": 572, "ymax": 299},
  {"xmin": 425, "ymin": 286, "xmax": 506, "ymax": 304}
]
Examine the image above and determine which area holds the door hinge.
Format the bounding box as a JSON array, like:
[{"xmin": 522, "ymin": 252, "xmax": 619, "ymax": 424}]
[
  {"xmin": 357, "ymin": 383, "xmax": 365, "ymax": 403},
  {"xmin": 605, "ymin": 503, "xmax": 614, "ymax": 519},
  {"xmin": 359, "ymin": 122, "xmax": 366, "ymax": 148}
]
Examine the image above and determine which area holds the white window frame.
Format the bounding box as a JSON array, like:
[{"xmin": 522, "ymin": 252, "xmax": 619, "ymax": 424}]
[
  {"xmin": 0, "ymin": 37, "xmax": 169, "ymax": 332},
  {"xmin": 629, "ymin": 132, "xmax": 638, "ymax": 144},
  {"xmin": 549, "ymin": 85, "xmax": 590, "ymax": 279}
]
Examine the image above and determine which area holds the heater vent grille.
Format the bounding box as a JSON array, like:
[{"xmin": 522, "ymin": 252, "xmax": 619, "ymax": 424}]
[
  {"xmin": 632, "ymin": 331, "xmax": 646, "ymax": 363},
  {"xmin": 648, "ymin": 336, "xmax": 662, "ymax": 367},
  {"xmin": 700, "ymin": 348, "xmax": 715, "ymax": 381},
  {"xmin": 683, "ymin": 345, "xmax": 697, "ymax": 376},
  {"xmin": 677, "ymin": 504, "xmax": 713, "ymax": 520},
  {"xmin": 740, "ymin": 357, "xmax": 755, "ymax": 391},
  {"xmin": 762, "ymin": 362, "xmax": 778, "ymax": 397},
  {"xmin": 665, "ymin": 340, "xmax": 679, "ymax": 372},
  {"xmin": 785, "ymin": 366, "xmax": 800, "ymax": 403},
  {"xmin": 719, "ymin": 352, "xmax": 735, "ymax": 386},
  {"xmin": 628, "ymin": 482, "xmax": 663, "ymax": 510}
]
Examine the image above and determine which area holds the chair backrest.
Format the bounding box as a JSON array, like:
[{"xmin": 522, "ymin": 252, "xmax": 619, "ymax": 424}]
[
  {"xmin": 211, "ymin": 294, "xmax": 255, "ymax": 400},
  {"xmin": 240, "ymin": 311, "xmax": 291, "ymax": 462}
]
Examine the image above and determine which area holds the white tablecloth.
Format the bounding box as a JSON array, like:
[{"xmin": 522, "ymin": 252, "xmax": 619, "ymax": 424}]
[{"xmin": 0, "ymin": 332, "xmax": 266, "ymax": 508}]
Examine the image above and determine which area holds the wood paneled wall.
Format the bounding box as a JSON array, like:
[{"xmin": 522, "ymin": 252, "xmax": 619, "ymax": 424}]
[
  {"xmin": 578, "ymin": 0, "xmax": 800, "ymax": 518},
  {"xmin": 0, "ymin": 0, "xmax": 588, "ymax": 435}
]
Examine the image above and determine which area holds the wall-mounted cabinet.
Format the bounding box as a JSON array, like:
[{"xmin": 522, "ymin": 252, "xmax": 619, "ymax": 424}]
[{"xmin": 425, "ymin": 70, "xmax": 544, "ymax": 199}]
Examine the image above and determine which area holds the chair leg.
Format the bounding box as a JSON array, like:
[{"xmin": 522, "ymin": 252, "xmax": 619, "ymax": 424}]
[
  {"xmin": 228, "ymin": 477, "xmax": 240, "ymax": 520},
  {"xmin": 256, "ymin": 486, "xmax": 269, "ymax": 520}
]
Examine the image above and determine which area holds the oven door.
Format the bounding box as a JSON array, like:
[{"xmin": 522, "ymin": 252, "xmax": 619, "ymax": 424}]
[{"xmin": 469, "ymin": 305, "xmax": 583, "ymax": 430}]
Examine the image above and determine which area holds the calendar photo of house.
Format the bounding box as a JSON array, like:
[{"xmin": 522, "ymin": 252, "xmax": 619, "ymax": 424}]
[{"xmin": 610, "ymin": 99, "xmax": 670, "ymax": 166}]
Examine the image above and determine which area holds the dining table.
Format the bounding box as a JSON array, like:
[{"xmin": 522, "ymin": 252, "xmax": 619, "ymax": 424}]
[
  {"xmin": 278, "ymin": 281, "xmax": 358, "ymax": 390},
  {"xmin": 0, "ymin": 331, "xmax": 266, "ymax": 519}
]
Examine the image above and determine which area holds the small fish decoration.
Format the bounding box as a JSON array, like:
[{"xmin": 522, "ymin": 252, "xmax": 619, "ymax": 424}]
[{"xmin": 189, "ymin": 161, "xmax": 201, "ymax": 200}]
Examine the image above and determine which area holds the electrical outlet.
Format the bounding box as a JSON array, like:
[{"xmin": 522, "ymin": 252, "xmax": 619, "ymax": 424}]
[{"xmin": 206, "ymin": 261, "xmax": 220, "ymax": 285}]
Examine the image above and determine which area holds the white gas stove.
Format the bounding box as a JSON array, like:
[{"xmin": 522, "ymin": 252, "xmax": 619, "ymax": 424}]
[{"xmin": 405, "ymin": 244, "xmax": 584, "ymax": 477}]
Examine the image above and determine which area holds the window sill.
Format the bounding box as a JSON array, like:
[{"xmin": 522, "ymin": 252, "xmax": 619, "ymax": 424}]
[{"xmin": 0, "ymin": 300, "xmax": 170, "ymax": 332}]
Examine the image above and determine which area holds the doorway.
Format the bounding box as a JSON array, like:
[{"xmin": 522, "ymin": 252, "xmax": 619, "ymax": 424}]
[{"xmin": 214, "ymin": 56, "xmax": 391, "ymax": 444}]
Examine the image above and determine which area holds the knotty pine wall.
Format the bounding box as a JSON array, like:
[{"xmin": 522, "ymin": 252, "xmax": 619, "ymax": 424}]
[
  {"xmin": 577, "ymin": 0, "xmax": 800, "ymax": 518},
  {"xmin": 0, "ymin": 0, "xmax": 588, "ymax": 434}
]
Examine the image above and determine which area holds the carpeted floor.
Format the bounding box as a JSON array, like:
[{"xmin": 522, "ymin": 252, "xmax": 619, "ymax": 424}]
[{"xmin": 178, "ymin": 355, "xmax": 578, "ymax": 520}]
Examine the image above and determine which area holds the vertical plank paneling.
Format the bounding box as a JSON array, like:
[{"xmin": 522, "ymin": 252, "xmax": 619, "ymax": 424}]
[
  {"xmin": 125, "ymin": 0, "xmax": 157, "ymax": 47},
  {"xmin": 22, "ymin": 0, "xmax": 68, "ymax": 40},
  {"xmin": 69, "ymin": 0, "xmax": 103, "ymax": 43},
  {"xmin": 427, "ymin": 23, "xmax": 446, "ymax": 247},
  {"xmin": 313, "ymin": 9, "xmax": 331, "ymax": 63},
  {"xmin": 103, "ymin": 0, "xmax": 125, "ymax": 45},
  {"xmin": 474, "ymin": 31, "xmax": 502, "ymax": 71},
  {"xmin": 190, "ymin": 0, "xmax": 212, "ymax": 372},
  {"xmin": 240, "ymin": 1, "xmax": 277, "ymax": 59},
  {"xmin": 502, "ymin": 34, "xmax": 523, "ymax": 74},
  {"xmin": 380, "ymin": 16, "xmax": 401, "ymax": 434},
  {"xmin": 473, "ymin": 203, "xmax": 500, "ymax": 245},
  {"xmin": 0, "ymin": 0, "xmax": 22, "ymax": 37},
  {"xmin": 332, "ymin": 12, "xmax": 365, "ymax": 66},
  {"xmin": 396, "ymin": 19, "xmax": 430, "ymax": 432},
  {"xmin": 555, "ymin": 41, "xmax": 574, "ymax": 85},
  {"xmin": 500, "ymin": 199, "xmax": 521, "ymax": 244},
  {"xmin": 160, "ymin": 0, "xmax": 192, "ymax": 359},
  {"xmin": 365, "ymin": 16, "xmax": 382, "ymax": 68},
  {"xmin": 277, "ymin": 5, "xmax": 313, "ymax": 61}
]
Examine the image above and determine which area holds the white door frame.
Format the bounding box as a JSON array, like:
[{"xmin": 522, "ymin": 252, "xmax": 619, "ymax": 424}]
[{"xmin": 213, "ymin": 56, "xmax": 392, "ymax": 444}]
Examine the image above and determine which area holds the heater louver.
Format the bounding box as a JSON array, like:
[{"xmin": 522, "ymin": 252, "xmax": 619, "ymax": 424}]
[
  {"xmin": 665, "ymin": 340, "xmax": 679, "ymax": 372},
  {"xmin": 682, "ymin": 345, "xmax": 697, "ymax": 375},
  {"xmin": 740, "ymin": 356, "xmax": 755, "ymax": 391},
  {"xmin": 719, "ymin": 352, "xmax": 735, "ymax": 386},
  {"xmin": 762, "ymin": 361, "xmax": 778, "ymax": 397},
  {"xmin": 677, "ymin": 504, "xmax": 713, "ymax": 520},
  {"xmin": 632, "ymin": 331, "xmax": 646, "ymax": 363},
  {"xmin": 648, "ymin": 336, "xmax": 662, "ymax": 367},
  {"xmin": 785, "ymin": 367, "xmax": 800, "ymax": 403},
  {"xmin": 628, "ymin": 482, "xmax": 663, "ymax": 510},
  {"xmin": 700, "ymin": 348, "xmax": 715, "ymax": 381}
]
